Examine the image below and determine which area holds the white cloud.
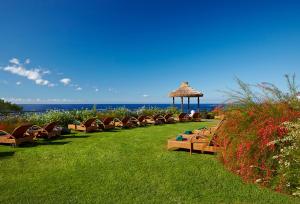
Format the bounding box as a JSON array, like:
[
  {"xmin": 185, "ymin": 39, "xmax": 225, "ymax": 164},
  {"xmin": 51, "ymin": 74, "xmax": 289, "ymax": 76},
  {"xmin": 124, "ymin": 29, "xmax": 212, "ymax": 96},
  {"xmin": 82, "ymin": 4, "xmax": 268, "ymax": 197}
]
[
  {"xmin": 35, "ymin": 79, "xmax": 49, "ymax": 85},
  {"xmin": 142, "ymin": 94, "xmax": 149, "ymax": 97},
  {"xmin": 9, "ymin": 58, "xmax": 20, "ymax": 65},
  {"xmin": 2, "ymin": 97, "xmax": 83, "ymax": 104},
  {"xmin": 43, "ymin": 70, "xmax": 51, "ymax": 74},
  {"xmin": 16, "ymin": 81, "xmax": 21, "ymax": 85},
  {"xmin": 3, "ymin": 58, "xmax": 51, "ymax": 86},
  {"xmin": 76, "ymin": 87, "xmax": 82, "ymax": 91},
  {"xmin": 25, "ymin": 58, "xmax": 30, "ymax": 64},
  {"xmin": 95, "ymin": 88, "xmax": 99, "ymax": 92},
  {"xmin": 60, "ymin": 78, "xmax": 71, "ymax": 85}
]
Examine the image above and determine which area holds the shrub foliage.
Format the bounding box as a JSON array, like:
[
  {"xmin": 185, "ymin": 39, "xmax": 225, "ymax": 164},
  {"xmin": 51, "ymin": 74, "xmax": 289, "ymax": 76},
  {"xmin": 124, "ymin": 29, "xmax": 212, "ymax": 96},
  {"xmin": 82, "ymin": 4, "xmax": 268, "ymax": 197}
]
[{"xmin": 217, "ymin": 74, "xmax": 300, "ymax": 196}]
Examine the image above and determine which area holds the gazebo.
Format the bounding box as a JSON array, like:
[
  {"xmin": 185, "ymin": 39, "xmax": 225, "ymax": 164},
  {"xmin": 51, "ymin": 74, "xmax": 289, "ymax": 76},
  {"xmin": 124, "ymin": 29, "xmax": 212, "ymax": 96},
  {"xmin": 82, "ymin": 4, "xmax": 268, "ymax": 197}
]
[{"xmin": 169, "ymin": 82, "xmax": 204, "ymax": 113}]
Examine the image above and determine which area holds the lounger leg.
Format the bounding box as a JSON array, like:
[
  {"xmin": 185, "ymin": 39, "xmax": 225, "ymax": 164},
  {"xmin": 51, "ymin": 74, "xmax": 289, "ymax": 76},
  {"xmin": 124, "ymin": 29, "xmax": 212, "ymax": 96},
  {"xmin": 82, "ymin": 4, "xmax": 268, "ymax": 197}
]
[{"xmin": 190, "ymin": 143, "xmax": 193, "ymax": 155}]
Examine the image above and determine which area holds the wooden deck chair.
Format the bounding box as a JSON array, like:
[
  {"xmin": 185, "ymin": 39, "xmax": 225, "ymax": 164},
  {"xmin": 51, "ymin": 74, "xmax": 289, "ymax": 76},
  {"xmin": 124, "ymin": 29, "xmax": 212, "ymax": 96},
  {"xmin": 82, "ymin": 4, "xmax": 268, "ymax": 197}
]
[
  {"xmin": 137, "ymin": 116, "xmax": 147, "ymax": 126},
  {"xmin": 30, "ymin": 122, "xmax": 61, "ymax": 139},
  {"xmin": 167, "ymin": 119, "xmax": 225, "ymax": 154},
  {"xmin": 191, "ymin": 112, "xmax": 201, "ymax": 122},
  {"xmin": 129, "ymin": 117, "xmax": 140, "ymax": 127},
  {"xmin": 0, "ymin": 124, "xmax": 33, "ymax": 146},
  {"xmin": 176, "ymin": 113, "xmax": 191, "ymax": 122},
  {"xmin": 167, "ymin": 133, "xmax": 221, "ymax": 155},
  {"xmin": 98, "ymin": 117, "xmax": 115, "ymax": 130},
  {"xmin": 68, "ymin": 118, "xmax": 98, "ymax": 132},
  {"xmin": 153, "ymin": 114, "xmax": 165, "ymax": 124},
  {"xmin": 164, "ymin": 113, "xmax": 176, "ymax": 124},
  {"xmin": 144, "ymin": 116, "xmax": 158, "ymax": 125},
  {"xmin": 192, "ymin": 119, "xmax": 226, "ymax": 136},
  {"xmin": 114, "ymin": 117, "xmax": 135, "ymax": 128}
]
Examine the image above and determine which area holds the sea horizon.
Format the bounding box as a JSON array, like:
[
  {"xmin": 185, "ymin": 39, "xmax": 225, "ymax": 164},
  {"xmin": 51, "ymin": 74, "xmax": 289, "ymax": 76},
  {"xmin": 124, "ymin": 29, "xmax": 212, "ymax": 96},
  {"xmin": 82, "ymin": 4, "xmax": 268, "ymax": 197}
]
[{"xmin": 18, "ymin": 103, "xmax": 222, "ymax": 112}]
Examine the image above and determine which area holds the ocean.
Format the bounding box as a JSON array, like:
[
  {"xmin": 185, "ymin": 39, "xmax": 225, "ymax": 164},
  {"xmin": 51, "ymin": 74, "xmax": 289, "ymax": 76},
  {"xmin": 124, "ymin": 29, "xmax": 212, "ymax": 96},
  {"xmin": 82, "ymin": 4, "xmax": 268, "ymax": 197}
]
[{"xmin": 19, "ymin": 104, "xmax": 221, "ymax": 113}]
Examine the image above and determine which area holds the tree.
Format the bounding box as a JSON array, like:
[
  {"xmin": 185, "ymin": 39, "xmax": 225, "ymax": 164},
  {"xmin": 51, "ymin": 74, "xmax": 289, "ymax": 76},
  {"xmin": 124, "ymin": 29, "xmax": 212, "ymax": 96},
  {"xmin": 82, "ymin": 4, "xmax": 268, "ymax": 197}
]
[{"xmin": 0, "ymin": 99, "xmax": 22, "ymax": 112}]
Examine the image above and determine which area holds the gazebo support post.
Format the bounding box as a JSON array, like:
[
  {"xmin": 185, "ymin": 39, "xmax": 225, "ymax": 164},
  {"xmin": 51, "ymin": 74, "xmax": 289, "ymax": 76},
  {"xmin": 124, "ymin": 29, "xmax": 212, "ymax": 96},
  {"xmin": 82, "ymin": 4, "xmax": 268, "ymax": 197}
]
[
  {"xmin": 188, "ymin": 97, "xmax": 190, "ymax": 113},
  {"xmin": 172, "ymin": 97, "xmax": 175, "ymax": 107},
  {"xmin": 197, "ymin": 97, "xmax": 200, "ymax": 113},
  {"xmin": 181, "ymin": 97, "xmax": 184, "ymax": 113}
]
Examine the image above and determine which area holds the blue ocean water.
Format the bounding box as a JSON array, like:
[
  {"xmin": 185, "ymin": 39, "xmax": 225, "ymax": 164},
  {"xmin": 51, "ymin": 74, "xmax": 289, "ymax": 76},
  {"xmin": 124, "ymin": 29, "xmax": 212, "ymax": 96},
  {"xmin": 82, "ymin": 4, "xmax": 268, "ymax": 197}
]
[{"xmin": 19, "ymin": 104, "xmax": 221, "ymax": 112}]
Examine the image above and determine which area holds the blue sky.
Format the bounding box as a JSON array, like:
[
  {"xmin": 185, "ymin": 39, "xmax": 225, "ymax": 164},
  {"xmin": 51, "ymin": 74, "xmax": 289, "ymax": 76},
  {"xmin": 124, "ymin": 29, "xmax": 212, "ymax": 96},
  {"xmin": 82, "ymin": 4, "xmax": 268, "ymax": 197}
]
[{"xmin": 0, "ymin": 0, "xmax": 300, "ymax": 104}]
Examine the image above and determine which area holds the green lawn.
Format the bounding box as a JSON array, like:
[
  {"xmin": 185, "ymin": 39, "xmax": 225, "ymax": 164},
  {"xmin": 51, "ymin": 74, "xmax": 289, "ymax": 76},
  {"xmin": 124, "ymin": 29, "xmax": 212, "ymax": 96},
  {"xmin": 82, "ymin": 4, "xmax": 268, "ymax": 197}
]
[{"xmin": 0, "ymin": 121, "xmax": 298, "ymax": 204}]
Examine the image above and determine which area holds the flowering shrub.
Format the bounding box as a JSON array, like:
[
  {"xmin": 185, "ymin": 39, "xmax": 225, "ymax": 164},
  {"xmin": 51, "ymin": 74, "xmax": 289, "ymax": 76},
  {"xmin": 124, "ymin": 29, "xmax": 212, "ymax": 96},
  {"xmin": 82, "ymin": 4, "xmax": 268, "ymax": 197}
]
[
  {"xmin": 270, "ymin": 120, "xmax": 300, "ymax": 196},
  {"xmin": 216, "ymin": 75, "xmax": 300, "ymax": 196},
  {"xmin": 217, "ymin": 103, "xmax": 300, "ymax": 185}
]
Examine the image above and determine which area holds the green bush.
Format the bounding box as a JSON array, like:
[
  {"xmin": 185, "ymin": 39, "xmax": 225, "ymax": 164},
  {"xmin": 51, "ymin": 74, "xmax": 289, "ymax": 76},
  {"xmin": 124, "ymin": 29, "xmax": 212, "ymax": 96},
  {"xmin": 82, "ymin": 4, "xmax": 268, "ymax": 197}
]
[
  {"xmin": 136, "ymin": 106, "xmax": 179, "ymax": 116},
  {"xmin": 25, "ymin": 111, "xmax": 76, "ymax": 127},
  {"xmin": 97, "ymin": 108, "xmax": 133, "ymax": 119}
]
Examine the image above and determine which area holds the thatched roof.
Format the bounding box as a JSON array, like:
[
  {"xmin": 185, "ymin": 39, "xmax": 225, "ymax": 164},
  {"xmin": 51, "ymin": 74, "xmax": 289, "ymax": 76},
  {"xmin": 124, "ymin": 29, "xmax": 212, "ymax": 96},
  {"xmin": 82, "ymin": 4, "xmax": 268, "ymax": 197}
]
[{"xmin": 169, "ymin": 82, "xmax": 203, "ymax": 97}]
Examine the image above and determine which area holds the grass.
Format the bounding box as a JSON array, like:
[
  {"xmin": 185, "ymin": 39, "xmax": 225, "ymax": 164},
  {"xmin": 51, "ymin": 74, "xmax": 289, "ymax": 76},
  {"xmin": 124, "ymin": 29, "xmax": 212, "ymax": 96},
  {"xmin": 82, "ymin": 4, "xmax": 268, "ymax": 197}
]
[{"xmin": 0, "ymin": 121, "xmax": 298, "ymax": 204}]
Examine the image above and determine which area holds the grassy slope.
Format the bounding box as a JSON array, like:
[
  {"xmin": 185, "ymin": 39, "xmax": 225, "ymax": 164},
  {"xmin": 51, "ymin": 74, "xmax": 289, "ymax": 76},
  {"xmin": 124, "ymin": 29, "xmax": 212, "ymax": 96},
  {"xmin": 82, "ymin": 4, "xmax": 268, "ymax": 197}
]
[{"xmin": 0, "ymin": 121, "xmax": 298, "ymax": 204}]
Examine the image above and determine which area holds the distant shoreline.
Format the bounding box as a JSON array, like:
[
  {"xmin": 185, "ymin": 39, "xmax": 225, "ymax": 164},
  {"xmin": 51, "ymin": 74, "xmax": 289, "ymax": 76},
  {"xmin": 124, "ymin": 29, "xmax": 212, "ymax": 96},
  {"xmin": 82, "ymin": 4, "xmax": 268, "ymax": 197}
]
[{"xmin": 18, "ymin": 103, "xmax": 222, "ymax": 112}]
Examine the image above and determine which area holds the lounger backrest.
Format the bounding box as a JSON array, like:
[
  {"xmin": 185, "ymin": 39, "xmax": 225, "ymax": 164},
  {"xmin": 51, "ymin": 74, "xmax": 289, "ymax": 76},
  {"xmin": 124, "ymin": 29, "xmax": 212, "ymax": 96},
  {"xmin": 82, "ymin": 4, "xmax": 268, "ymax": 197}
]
[
  {"xmin": 102, "ymin": 117, "xmax": 113, "ymax": 125},
  {"xmin": 44, "ymin": 122, "xmax": 57, "ymax": 132},
  {"xmin": 144, "ymin": 116, "xmax": 153, "ymax": 120},
  {"xmin": 138, "ymin": 115, "xmax": 146, "ymax": 122},
  {"xmin": 83, "ymin": 118, "xmax": 96, "ymax": 127},
  {"xmin": 153, "ymin": 114, "xmax": 158, "ymax": 120},
  {"xmin": 130, "ymin": 117, "xmax": 138, "ymax": 123},
  {"xmin": 11, "ymin": 124, "xmax": 32, "ymax": 139},
  {"xmin": 192, "ymin": 112, "xmax": 200, "ymax": 118},
  {"xmin": 209, "ymin": 119, "xmax": 226, "ymax": 146},
  {"xmin": 153, "ymin": 114, "xmax": 164, "ymax": 120},
  {"xmin": 164, "ymin": 114, "xmax": 172, "ymax": 119},
  {"xmin": 214, "ymin": 119, "xmax": 226, "ymax": 132},
  {"xmin": 122, "ymin": 117, "xmax": 130, "ymax": 124},
  {"xmin": 178, "ymin": 113, "xmax": 187, "ymax": 118}
]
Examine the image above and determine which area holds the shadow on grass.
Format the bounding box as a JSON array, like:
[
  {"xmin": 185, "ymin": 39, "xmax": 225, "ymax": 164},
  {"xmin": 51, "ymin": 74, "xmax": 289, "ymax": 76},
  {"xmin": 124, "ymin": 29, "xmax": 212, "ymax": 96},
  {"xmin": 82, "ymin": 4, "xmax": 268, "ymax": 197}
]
[
  {"xmin": 102, "ymin": 129, "xmax": 121, "ymax": 132},
  {"xmin": 173, "ymin": 148, "xmax": 216, "ymax": 155},
  {"xmin": 37, "ymin": 141, "xmax": 71, "ymax": 146},
  {"xmin": 20, "ymin": 141, "xmax": 71, "ymax": 147},
  {"xmin": 58, "ymin": 135, "xmax": 90, "ymax": 139},
  {"xmin": 0, "ymin": 151, "xmax": 15, "ymax": 158}
]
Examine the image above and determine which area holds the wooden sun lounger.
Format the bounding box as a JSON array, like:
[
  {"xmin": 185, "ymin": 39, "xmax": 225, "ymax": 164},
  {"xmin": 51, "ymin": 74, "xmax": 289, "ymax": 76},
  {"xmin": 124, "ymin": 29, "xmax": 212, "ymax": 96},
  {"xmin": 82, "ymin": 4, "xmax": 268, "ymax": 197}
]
[
  {"xmin": 167, "ymin": 135, "xmax": 221, "ymax": 154},
  {"xmin": 137, "ymin": 116, "xmax": 147, "ymax": 126},
  {"xmin": 153, "ymin": 114, "xmax": 166, "ymax": 124},
  {"xmin": 164, "ymin": 114, "xmax": 176, "ymax": 124},
  {"xmin": 193, "ymin": 119, "xmax": 225, "ymax": 136},
  {"xmin": 167, "ymin": 119, "xmax": 226, "ymax": 154},
  {"xmin": 129, "ymin": 117, "xmax": 140, "ymax": 127},
  {"xmin": 0, "ymin": 124, "xmax": 34, "ymax": 146},
  {"xmin": 68, "ymin": 118, "xmax": 98, "ymax": 132},
  {"xmin": 145, "ymin": 115, "xmax": 163, "ymax": 125},
  {"xmin": 30, "ymin": 122, "xmax": 61, "ymax": 139},
  {"xmin": 114, "ymin": 117, "xmax": 136, "ymax": 128},
  {"xmin": 191, "ymin": 112, "xmax": 201, "ymax": 122},
  {"xmin": 176, "ymin": 113, "xmax": 191, "ymax": 122},
  {"xmin": 98, "ymin": 117, "xmax": 115, "ymax": 130}
]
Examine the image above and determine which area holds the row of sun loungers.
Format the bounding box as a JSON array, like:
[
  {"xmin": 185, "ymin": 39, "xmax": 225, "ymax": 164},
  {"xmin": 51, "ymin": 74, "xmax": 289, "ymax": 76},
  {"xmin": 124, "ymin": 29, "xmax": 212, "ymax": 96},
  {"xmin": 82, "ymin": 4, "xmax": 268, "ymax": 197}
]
[
  {"xmin": 67, "ymin": 112, "xmax": 201, "ymax": 132},
  {"xmin": 0, "ymin": 113, "xmax": 202, "ymax": 147},
  {"xmin": 0, "ymin": 122, "xmax": 61, "ymax": 146}
]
